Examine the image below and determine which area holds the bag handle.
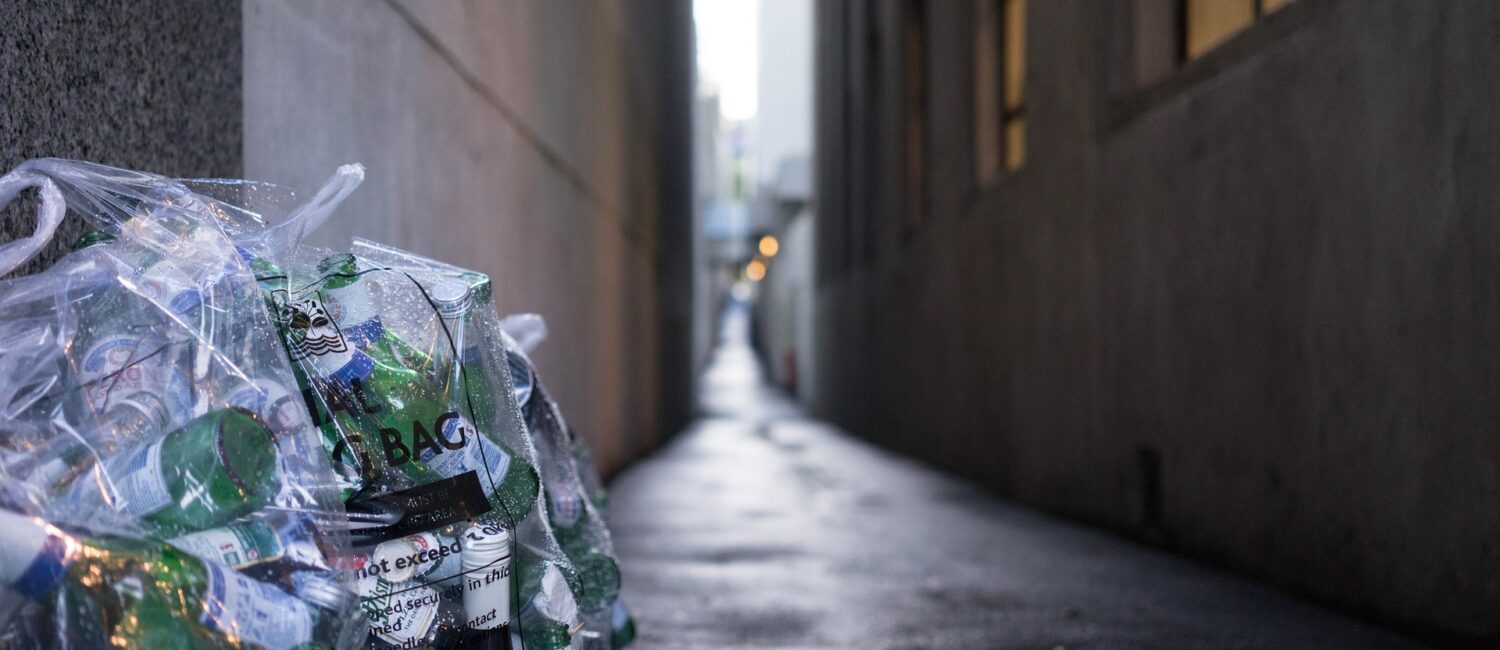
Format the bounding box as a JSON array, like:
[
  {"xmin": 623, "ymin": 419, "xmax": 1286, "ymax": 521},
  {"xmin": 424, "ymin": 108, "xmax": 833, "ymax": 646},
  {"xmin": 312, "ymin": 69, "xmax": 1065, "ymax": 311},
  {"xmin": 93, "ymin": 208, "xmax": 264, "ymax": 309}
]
[
  {"xmin": 0, "ymin": 170, "xmax": 66, "ymax": 277},
  {"xmin": 273, "ymin": 163, "xmax": 364, "ymax": 243}
]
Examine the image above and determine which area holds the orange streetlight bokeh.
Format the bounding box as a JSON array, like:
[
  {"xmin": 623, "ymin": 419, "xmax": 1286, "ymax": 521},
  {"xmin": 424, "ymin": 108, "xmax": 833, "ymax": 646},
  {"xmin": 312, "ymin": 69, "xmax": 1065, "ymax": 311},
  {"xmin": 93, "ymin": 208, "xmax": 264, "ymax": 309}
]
[{"xmin": 758, "ymin": 235, "xmax": 780, "ymax": 258}]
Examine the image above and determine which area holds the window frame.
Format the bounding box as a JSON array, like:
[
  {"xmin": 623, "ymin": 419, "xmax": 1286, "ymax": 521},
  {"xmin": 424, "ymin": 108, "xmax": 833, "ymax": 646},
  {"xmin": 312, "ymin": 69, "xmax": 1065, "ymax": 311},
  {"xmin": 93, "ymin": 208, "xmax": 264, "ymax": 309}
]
[
  {"xmin": 1000, "ymin": 0, "xmax": 1027, "ymax": 173},
  {"xmin": 1104, "ymin": 0, "xmax": 1313, "ymax": 134},
  {"xmin": 1178, "ymin": 0, "xmax": 1296, "ymax": 63},
  {"xmin": 902, "ymin": 0, "xmax": 929, "ymax": 234},
  {"xmin": 972, "ymin": 0, "xmax": 1028, "ymax": 191}
]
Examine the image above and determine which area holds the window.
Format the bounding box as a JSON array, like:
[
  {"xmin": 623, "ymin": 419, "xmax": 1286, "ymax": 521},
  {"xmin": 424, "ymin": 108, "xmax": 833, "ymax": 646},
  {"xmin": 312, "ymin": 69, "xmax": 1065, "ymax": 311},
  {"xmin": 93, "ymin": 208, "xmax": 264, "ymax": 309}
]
[
  {"xmin": 1108, "ymin": 0, "xmax": 1301, "ymax": 129},
  {"xmin": 1182, "ymin": 0, "xmax": 1296, "ymax": 61},
  {"xmin": 1002, "ymin": 0, "xmax": 1026, "ymax": 172},
  {"xmin": 974, "ymin": 0, "xmax": 1026, "ymax": 185}
]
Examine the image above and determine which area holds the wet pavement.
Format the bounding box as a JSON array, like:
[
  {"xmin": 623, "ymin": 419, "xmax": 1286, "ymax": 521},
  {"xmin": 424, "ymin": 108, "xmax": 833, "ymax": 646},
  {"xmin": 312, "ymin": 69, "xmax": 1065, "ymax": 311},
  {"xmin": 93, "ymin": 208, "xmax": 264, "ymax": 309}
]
[{"xmin": 608, "ymin": 303, "xmax": 1427, "ymax": 649}]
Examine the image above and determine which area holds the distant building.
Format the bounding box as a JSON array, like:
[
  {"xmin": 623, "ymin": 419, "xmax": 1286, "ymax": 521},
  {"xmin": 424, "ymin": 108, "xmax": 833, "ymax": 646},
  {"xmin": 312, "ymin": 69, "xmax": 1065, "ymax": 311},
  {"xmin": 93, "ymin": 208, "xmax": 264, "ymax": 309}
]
[
  {"xmin": 749, "ymin": 0, "xmax": 815, "ymax": 396},
  {"xmin": 809, "ymin": 1, "xmax": 1499, "ymax": 643}
]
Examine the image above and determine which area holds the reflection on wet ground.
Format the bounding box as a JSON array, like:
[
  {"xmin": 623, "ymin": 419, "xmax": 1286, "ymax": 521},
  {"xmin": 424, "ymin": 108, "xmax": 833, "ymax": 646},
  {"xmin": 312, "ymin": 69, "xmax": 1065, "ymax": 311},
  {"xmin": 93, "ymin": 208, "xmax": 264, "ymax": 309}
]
[{"xmin": 609, "ymin": 302, "xmax": 1425, "ymax": 649}]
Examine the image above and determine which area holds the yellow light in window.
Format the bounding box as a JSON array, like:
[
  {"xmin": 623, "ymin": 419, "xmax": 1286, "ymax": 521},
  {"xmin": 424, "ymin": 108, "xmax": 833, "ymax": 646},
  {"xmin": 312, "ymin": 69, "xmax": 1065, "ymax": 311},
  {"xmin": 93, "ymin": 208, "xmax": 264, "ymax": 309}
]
[
  {"xmin": 746, "ymin": 259, "xmax": 767, "ymax": 282},
  {"xmin": 758, "ymin": 235, "xmax": 780, "ymax": 258},
  {"xmin": 1005, "ymin": 116, "xmax": 1026, "ymax": 172},
  {"xmin": 1185, "ymin": 0, "xmax": 1256, "ymax": 60},
  {"xmin": 1003, "ymin": 0, "xmax": 1027, "ymax": 113}
]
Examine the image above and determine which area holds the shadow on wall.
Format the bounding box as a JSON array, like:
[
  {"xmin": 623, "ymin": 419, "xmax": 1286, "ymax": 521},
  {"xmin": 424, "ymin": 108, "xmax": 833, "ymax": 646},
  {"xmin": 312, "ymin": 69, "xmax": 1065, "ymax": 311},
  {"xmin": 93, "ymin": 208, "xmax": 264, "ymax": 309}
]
[{"xmin": 243, "ymin": 0, "xmax": 696, "ymax": 478}]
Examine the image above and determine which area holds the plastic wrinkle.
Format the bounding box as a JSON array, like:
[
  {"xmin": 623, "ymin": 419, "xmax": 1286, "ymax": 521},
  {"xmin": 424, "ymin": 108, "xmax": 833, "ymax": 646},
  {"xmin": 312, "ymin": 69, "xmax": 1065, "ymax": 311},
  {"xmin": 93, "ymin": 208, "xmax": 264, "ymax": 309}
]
[
  {"xmin": 499, "ymin": 313, "xmax": 549, "ymax": 354},
  {"xmin": 0, "ymin": 159, "xmax": 364, "ymax": 649},
  {"xmin": 0, "ymin": 171, "xmax": 65, "ymax": 277},
  {"xmin": 266, "ymin": 163, "xmax": 365, "ymax": 251},
  {"xmin": 0, "ymin": 158, "xmax": 634, "ymax": 650}
]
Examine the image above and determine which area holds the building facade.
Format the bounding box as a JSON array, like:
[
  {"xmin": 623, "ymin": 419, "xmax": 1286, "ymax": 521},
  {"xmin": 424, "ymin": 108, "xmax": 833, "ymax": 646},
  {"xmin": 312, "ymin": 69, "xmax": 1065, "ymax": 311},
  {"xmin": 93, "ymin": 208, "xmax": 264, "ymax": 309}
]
[
  {"xmin": 750, "ymin": 0, "xmax": 816, "ymax": 396},
  {"xmin": 812, "ymin": 1, "xmax": 1499, "ymax": 642}
]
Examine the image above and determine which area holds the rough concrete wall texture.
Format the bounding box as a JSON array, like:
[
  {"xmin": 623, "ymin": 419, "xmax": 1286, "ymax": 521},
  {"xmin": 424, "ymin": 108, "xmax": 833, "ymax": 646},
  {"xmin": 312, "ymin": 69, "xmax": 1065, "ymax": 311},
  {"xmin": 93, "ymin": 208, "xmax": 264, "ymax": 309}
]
[
  {"xmin": 0, "ymin": 1, "xmax": 241, "ymax": 276},
  {"xmin": 243, "ymin": 0, "xmax": 691, "ymax": 477},
  {"xmin": 812, "ymin": 0, "xmax": 1498, "ymax": 643}
]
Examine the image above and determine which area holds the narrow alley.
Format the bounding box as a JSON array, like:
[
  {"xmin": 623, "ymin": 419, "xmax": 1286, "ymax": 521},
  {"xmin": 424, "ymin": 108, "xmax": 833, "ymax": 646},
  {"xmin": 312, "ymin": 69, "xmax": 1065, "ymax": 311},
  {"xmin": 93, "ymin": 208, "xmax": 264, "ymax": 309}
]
[
  {"xmin": 2, "ymin": 2, "xmax": 1497, "ymax": 649},
  {"xmin": 608, "ymin": 302, "xmax": 1428, "ymax": 649}
]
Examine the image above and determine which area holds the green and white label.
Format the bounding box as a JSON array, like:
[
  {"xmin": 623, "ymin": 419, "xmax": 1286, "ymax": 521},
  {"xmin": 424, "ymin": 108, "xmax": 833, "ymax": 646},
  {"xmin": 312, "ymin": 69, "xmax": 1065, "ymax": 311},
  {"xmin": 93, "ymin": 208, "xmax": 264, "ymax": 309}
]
[
  {"xmin": 360, "ymin": 575, "xmax": 441, "ymax": 646},
  {"xmin": 171, "ymin": 522, "xmax": 284, "ymax": 569}
]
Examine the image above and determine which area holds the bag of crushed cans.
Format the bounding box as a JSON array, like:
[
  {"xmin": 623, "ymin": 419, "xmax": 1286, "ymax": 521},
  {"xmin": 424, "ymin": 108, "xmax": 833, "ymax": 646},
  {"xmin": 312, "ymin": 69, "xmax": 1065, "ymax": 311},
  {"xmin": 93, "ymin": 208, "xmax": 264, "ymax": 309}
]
[
  {"xmin": 0, "ymin": 159, "xmax": 635, "ymax": 649},
  {"xmin": 262, "ymin": 236, "xmax": 586, "ymax": 650},
  {"xmin": 495, "ymin": 313, "xmax": 636, "ymax": 650},
  {"xmin": 0, "ymin": 159, "xmax": 365, "ymax": 648}
]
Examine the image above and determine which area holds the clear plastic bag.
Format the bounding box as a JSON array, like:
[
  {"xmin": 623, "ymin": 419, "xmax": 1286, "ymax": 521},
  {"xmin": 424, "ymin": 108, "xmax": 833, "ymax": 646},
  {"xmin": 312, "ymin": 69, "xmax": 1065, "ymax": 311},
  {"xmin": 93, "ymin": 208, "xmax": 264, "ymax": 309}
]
[
  {"xmin": 254, "ymin": 238, "xmax": 584, "ymax": 649},
  {"xmin": 0, "ymin": 159, "xmax": 366, "ymax": 649},
  {"xmin": 497, "ymin": 317, "xmax": 636, "ymax": 650}
]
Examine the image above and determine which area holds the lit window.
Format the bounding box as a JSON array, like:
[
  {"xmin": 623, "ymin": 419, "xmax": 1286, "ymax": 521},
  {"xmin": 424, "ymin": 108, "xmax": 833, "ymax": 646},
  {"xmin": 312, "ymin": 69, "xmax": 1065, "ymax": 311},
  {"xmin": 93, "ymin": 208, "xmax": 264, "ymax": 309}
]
[
  {"xmin": 974, "ymin": 0, "xmax": 1026, "ymax": 185},
  {"xmin": 1002, "ymin": 0, "xmax": 1026, "ymax": 171},
  {"xmin": 1184, "ymin": 0, "xmax": 1296, "ymax": 61}
]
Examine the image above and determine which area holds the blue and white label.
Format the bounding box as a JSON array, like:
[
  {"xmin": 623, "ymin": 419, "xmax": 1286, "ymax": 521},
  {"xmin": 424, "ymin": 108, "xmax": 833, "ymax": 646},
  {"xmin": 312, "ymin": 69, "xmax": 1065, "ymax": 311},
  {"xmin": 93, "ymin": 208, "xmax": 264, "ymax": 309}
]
[
  {"xmin": 78, "ymin": 334, "xmax": 191, "ymax": 425},
  {"xmin": 0, "ymin": 510, "xmax": 70, "ymax": 599},
  {"xmin": 418, "ymin": 416, "xmax": 512, "ymax": 493},
  {"xmin": 547, "ymin": 486, "xmax": 583, "ymax": 529},
  {"xmin": 102, "ymin": 439, "xmax": 171, "ymax": 517},
  {"xmin": 202, "ymin": 563, "xmax": 313, "ymax": 650},
  {"xmin": 611, "ymin": 599, "xmax": 631, "ymax": 630},
  {"xmin": 134, "ymin": 258, "xmax": 209, "ymax": 320},
  {"xmin": 225, "ymin": 379, "xmax": 301, "ymax": 434},
  {"xmin": 323, "ymin": 285, "xmax": 386, "ymax": 351}
]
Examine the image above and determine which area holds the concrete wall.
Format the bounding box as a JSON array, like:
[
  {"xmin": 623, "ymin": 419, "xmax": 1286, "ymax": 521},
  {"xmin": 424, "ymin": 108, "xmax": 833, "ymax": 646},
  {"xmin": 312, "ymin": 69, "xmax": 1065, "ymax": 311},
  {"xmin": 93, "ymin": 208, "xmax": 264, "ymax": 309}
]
[
  {"xmin": 244, "ymin": 0, "xmax": 693, "ymax": 477},
  {"xmin": 0, "ymin": 1, "xmax": 694, "ymax": 476},
  {"xmin": 812, "ymin": 0, "xmax": 1499, "ymax": 643},
  {"xmin": 0, "ymin": 1, "xmax": 241, "ymax": 276}
]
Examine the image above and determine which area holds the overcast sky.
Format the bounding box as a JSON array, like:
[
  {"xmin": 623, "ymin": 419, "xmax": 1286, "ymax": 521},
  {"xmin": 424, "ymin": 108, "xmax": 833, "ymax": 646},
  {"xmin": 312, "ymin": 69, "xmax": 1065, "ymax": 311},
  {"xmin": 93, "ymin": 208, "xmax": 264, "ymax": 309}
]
[{"xmin": 694, "ymin": 0, "xmax": 759, "ymax": 122}]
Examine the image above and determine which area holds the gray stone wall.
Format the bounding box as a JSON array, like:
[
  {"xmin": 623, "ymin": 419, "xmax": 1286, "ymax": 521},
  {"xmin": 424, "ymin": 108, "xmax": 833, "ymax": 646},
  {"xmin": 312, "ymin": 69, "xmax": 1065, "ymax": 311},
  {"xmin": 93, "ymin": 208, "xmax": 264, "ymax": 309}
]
[
  {"xmin": 812, "ymin": 0, "xmax": 1499, "ymax": 642},
  {"xmin": 0, "ymin": 1, "xmax": 241, "ymax": 275}
]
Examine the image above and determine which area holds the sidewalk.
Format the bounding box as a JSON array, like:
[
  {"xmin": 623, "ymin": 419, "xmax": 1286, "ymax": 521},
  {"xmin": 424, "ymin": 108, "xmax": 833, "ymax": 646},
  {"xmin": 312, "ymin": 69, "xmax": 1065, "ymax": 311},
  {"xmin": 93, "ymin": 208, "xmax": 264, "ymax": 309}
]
[{"xmin": 607, "ymin": 302, "xmax": 1426, "ymax": 649}]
